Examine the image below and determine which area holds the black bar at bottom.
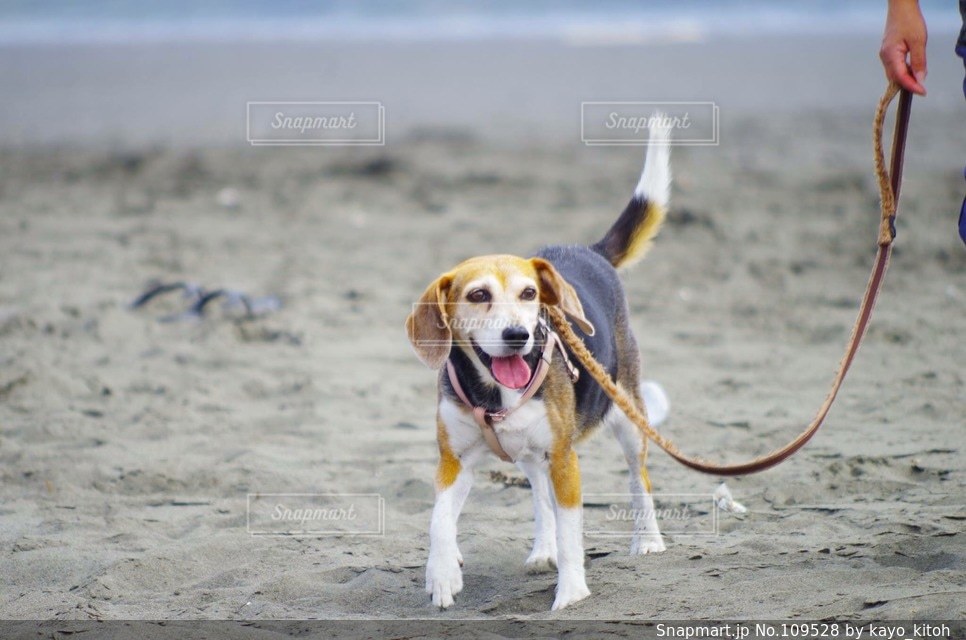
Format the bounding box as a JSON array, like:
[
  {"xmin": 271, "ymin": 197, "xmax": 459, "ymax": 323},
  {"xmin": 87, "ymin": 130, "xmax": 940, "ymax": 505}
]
[{"xmin": 0, "ymin": 619, "xmax": 961, "ymax": 640}]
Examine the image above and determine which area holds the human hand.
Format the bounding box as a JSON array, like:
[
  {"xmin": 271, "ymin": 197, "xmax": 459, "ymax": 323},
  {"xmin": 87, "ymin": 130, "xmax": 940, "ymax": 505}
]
[{"xmin": 880, "ymin": 0, "xmax": 928, "ymax": 95}]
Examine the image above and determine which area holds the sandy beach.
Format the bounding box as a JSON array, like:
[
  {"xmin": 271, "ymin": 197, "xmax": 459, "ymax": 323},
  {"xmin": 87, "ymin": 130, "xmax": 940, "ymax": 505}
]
[{"xmin": 0, "ymin": 30, "xmax": 964, "ymax": 629}]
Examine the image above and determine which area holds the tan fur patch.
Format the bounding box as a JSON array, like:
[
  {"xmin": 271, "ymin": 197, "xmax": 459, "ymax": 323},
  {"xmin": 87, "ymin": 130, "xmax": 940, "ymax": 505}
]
[
  {"xmin": 446, "ymin": 254, "xmax": 536, "ymax": 285},
  {"xmin": 549, "ymin": 447, "xmax": 582, "ymax": 509},
  {"xmin": 442, "ymin": 255, "xmax": 536, "ymax": 301},
  {"xmin": 435, "ymin": 414, "xmax": 462, "ymax": 490},
  {"xmin": 639, "ymin": 459, "xmax": 653, "ymax": 494},
  {"xmin": 541, "ymin": 366, "xmax": 583, "ymax": 509},
  {"xmin": 615, "ymin": 201, "xmax": 666, "ymax": 269}
]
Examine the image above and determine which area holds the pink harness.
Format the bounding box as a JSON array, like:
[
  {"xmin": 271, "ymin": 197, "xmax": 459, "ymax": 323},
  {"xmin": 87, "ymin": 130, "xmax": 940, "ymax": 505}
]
[{"xmin": 445, "ymin": 318, "xmax": 579, "ymax": 463}]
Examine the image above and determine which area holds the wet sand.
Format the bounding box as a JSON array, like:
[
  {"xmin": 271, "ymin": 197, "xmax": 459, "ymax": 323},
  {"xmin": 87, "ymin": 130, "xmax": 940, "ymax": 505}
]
[{"xmin": 0, "ymin": 34, "xmax": 963, "ymax": 623}]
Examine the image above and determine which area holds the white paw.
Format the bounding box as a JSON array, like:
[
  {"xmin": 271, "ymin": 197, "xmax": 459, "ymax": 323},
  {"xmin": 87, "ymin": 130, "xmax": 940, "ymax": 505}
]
[
  {"xmin": 426, "ymin": 557, "xmax": 463, "ymax": 609},
  {"xmin": 640, "ymin": 380, "xmax": 669, "ymax": 427},
  {"xmin": 630, "ymin": 534, "xmax": 666, "ymax": 555},
  {"xmin": 713, "ymin": 483, "xmax": 747, "ymax": 514},
  {"xmin": 551, "ymin": 575, "xmax": 590, "ymax": 611},
  {"xmin": 525, "ymin": 544, "xmax": 558, "ymax": 573}
]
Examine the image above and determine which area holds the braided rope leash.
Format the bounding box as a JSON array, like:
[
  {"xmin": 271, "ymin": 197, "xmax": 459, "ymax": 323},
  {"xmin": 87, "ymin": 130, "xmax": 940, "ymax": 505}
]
[{"xmin": 547, "ymin": 82, "xmax": 912, "ymax": 476}]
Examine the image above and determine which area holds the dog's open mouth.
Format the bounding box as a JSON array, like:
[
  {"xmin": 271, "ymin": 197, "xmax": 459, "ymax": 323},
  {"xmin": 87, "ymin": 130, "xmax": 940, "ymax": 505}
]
[{"xmin": 472, "ymin": 342, "xmax": 532, "ymax": 390}]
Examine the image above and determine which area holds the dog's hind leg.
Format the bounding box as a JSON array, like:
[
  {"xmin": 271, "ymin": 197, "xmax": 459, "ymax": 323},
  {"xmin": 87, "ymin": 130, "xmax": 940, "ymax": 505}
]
[
  {"xmin": 607, "ymin": 394, "xmax": 666, "ymax": 555},
  {"xmin": 517, "ymin": 458, "xmax": 557, "ymax": 573},
  {"xmin": 611, "ymin": 311, "xmax": 666, "ymax": 555}
]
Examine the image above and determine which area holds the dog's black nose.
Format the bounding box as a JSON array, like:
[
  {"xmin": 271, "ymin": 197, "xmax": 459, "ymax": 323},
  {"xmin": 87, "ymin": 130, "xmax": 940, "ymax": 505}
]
[{"xmin": 502, "ymin": 326, "xmax": 530, "ymax": 349}]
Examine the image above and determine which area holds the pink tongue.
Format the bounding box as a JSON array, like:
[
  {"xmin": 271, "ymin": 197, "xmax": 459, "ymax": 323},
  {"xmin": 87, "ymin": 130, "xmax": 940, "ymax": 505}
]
[{"xmin": 490, "ymin": 355, "xmax": 532, "ymax": 389}]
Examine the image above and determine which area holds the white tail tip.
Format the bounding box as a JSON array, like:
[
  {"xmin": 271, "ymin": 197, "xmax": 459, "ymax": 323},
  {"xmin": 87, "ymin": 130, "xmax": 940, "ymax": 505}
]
[
  {"xmin": 633, "ymin": 112, "xmax": 672, "ymax": 208},
  {"xmin": 640, "ymin": 380, "xmax": 670, "ymax": 427}
]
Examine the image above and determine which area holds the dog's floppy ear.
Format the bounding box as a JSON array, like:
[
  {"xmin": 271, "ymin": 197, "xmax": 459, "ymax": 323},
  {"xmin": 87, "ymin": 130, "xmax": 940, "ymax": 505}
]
[
  {"xmin": 405, "ymin": 274, "xmax": 454, "ymax": 369},
  {"xmin": 531, "ymin": 258, "xmax": 595, "ymax": 336}
]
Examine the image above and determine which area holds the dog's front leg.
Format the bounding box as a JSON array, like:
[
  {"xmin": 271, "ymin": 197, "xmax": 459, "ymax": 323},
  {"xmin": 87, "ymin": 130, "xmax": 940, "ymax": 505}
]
[
  {"xmin": 426, "ymin": 419, "xmax": 474, "ymax": 609},
  {"xmin": 548, "ymin": 446, "xmax": 590, "ymax": 611},
  {"xmin": 426, "ymin": 468, "xmax": 472, "ymax": 608},
  {"xmin": 517, "ymin": 458, "xmax": 557, "ymax": 572}
]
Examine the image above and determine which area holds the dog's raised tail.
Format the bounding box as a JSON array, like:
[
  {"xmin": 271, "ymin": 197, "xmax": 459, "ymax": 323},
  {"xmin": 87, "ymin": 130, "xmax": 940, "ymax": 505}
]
[{"xmin": 592, "ymin": 116, "xmax": 671, "ymax": 269}]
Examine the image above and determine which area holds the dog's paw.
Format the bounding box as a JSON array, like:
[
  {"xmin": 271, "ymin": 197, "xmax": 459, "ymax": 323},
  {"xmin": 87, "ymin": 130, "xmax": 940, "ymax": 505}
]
[
  {"xmin": 713, "ymin": 483, "xmax": 747, "ymax": 514},
  {"xmin": 525, "ymin": 545, "xmax": 558, "ymax": 573},
  {"xmin": 630, "ymin": 534, "xmax": 666, "ymax": 555},
  {"xmin": 551, "ymin": 575, "xmax": 590, "ymax": 611},
  {"xmin": 426, "ymin": 557, "xmax": 463, "ymax": 609}
]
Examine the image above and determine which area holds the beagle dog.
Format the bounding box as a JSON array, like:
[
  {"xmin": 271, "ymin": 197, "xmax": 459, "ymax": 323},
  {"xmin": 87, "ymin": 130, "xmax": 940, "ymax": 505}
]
[{"xmin": 406, "ymin": 122, "xmax": 672, "ymax": 611}]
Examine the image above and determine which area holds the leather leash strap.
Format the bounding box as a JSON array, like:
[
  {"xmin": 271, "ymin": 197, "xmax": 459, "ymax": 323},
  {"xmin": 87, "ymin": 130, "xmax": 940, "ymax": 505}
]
[{"xmin": 547, "ymin": 83, "xmax": 912, "ymax": 476}]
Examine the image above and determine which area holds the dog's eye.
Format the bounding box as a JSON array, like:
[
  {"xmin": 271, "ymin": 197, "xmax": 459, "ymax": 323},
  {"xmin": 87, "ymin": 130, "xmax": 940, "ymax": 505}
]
[
  {"xmin": 520, "ymin": 287, "xmax": 537, "ymax": 301},
  {"xmin": 466, "ymin": 289, "xmax": 491, "ymax": 304}
]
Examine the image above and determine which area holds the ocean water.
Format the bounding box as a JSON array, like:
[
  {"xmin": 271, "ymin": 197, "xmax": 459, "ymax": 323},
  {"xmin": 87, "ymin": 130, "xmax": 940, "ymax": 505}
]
[{"xmin": 0, "ymin": 0, "xmax": 960, "ymax": 46}]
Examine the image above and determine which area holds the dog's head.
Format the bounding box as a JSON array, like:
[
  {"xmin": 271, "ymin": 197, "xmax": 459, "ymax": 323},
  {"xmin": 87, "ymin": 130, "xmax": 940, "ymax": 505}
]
[{"xmin": 406, "ymin": 255, "xmax": 594, "ymax": 387}]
